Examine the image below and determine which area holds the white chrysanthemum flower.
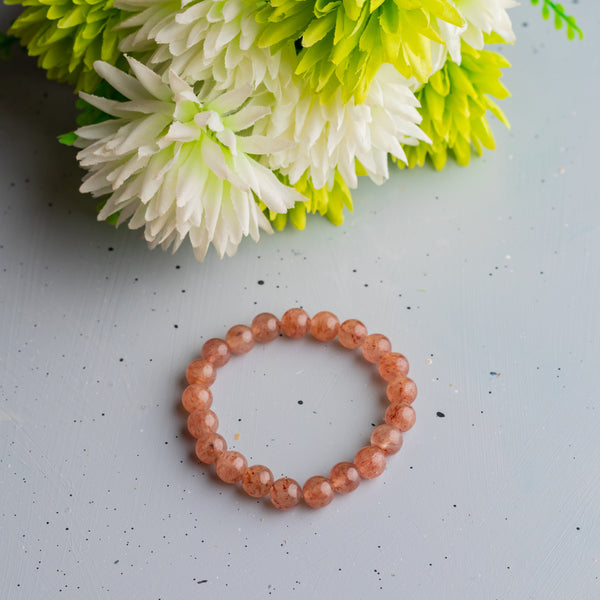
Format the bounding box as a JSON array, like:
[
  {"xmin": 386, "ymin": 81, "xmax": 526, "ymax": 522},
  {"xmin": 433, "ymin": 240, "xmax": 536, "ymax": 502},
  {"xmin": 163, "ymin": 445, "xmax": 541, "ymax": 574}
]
[
  {"xmin": 117, "ymin": 0, "xmax": 430, "ymax": 191},
  {"xmin": 117, "ymin": 0, "xmax": 293, "ymax": 95},
  {"xmin": 252, "ymin": 65, "xmax": 430, "ymax": 190},
  {"xmin": 437, "ymin": 0, "xmax": 516, "ymax": 64},
  {"xmin": 75, "ymin": 56, "xmax": 304, "ymax": 260},
  {"xmin": 459, "ymin": 0, "xmax": 516, "ymax": 49}
]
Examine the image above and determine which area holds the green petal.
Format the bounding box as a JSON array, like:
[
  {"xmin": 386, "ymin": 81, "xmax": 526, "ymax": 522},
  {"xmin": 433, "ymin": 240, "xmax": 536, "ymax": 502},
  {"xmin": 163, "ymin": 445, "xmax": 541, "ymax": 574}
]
[
  {"xmin": 402, "ymin": 42, "xmax": 511, "ymax": 170},
  {"xmin": 9, "ymin": 0, "xmax": 127, "ymax": 92}
]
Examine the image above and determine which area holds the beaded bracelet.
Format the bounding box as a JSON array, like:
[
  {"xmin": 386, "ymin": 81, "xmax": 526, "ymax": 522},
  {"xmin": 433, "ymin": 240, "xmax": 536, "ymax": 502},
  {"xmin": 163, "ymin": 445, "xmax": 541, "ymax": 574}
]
[{"xmin": 181, "ymin": 308, "xmax": 417, "ymax": 510}]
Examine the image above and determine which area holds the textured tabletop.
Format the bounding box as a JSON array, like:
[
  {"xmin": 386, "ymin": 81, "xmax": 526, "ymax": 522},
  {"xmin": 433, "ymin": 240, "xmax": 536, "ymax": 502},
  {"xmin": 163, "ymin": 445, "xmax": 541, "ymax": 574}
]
[{"xmin": 1, "ymin": 3, "xmax": 599, "ymax": 599}]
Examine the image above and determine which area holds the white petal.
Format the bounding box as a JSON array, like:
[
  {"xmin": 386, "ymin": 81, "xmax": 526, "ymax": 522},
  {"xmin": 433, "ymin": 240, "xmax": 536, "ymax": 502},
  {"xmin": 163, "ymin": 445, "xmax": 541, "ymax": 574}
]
[
  {"xmin": 246, "ymin": 157, "xmax": 305, "ymax": 213},
  {"xmin": 236, "ymin": 135, "xmax": 294, "ymax": 155},
  {"xmin": 223, "ymin": 104, "xmax": 271, "ymax": 132},
  {"xmin": 165, "ymin": 121, "xmax": 201, "ymax": 143},
  {"xmin": 200, "ymin": 136, "xmax": 247, "ymax": 190},
  {"xmin": 126, "ymin": 55, "xmax": 172, "ymax": 101},
  {"xmin": 94, "ymin": 60, "xmax": 151, "ymax": 101},
  {"xmin": 208, "ymin": 84, "xmax": 253, "ymax": 114},
  {"xmin": 202, "ymin": 175, "xmax": 223, "ymax": 238}
]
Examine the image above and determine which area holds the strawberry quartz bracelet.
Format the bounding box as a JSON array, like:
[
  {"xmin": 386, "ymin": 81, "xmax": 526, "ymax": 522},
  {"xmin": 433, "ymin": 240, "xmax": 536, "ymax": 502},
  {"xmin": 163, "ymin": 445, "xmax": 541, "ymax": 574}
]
[{"xmin": 181, "ymin": 309, "xmax": 417, "ymax": 510}]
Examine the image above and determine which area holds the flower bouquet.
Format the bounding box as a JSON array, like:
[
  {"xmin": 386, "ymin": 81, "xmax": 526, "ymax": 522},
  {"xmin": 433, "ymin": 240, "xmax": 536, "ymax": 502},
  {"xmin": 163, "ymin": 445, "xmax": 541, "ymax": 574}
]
[{"xmin": 2, "ymin": 0, "xmax": 582, "ymax": 259}]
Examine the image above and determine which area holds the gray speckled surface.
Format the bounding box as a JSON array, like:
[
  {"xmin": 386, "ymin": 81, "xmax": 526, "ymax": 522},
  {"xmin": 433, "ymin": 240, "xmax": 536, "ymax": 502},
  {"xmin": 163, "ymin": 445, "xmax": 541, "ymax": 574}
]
[{"xmin": 1, "ymin": 4, "xmax": 599, "ymax": 599}]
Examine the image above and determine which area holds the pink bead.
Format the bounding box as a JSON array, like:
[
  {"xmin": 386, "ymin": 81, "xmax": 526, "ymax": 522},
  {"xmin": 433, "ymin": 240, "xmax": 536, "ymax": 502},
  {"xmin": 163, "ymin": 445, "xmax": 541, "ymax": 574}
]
[
  {"xmin": 310, "ymin": 311, "xmax": 340, "ymax": 342},
  {"xmin": 242, "ymin": 465, "xmax": 274, "ymax": 498},
  {"xmin": 280, "ymin": 308, "xmax": 311, "ymax": 338},
  {"xmin": 386, "ymin": 376, "xmax": 418, "ymax": 404},
  {"xmin": 378, "ymin": 352, "xmax": 410, "ymax": 381},
  {"xmin": 303, "ymin": 476, "xmax": 334, "ymax": 508},
  {"xmin": 270, "ymin": 477, "xmax": 303, "ymax": 510},
  {"xmin": 215, "ymin": 451, "xmax": 248, "ymax": 484},
  {"xmin": 226, "ymin": 324, "xmax": 255, "ymax": 354},
  {"xmin": 354, "ymin": 446, "xmax": 386, "ymax": 479},
  {"xmin": 186, "ymin": 359, "xmax": 217, "ymax": 386},
  {"xmin": 361, "ymin": 334, "xmax": 392, "ymax": 363},
  {"xmin": 195, "ymin": 433, "xmax": 227, "ymax": 464},
  {"xmin": 251, "ymin": 313, "xmax": 280, "ymax": 343},
  {"xmin": 329, "ymin": 462, "xmax": 361, "ymax": 494},
  {"xmin": 201, "ymin": 338, "xmax": 231, "ymax": 367},
  {"xmin": 338, "ymin": 319, "xmax": 368, "ymax": 349},
  {"xmin": 181, "ymin": 384, "xmax": 213, "ymax": 413},
  {"xmin": 370, "ymin": 424, "xmax": 403, "ymax": 455},
  {"xmin": 187, "ymin": 408, "xmax": 219, "ymax": 438},
  {"xmin": 385, "ymin": 402, "xmax": 416, "ymax": 432}
]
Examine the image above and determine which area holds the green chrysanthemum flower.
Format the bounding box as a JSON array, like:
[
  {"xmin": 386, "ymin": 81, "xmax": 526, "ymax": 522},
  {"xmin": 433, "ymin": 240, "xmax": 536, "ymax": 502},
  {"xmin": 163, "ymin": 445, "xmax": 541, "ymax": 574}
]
[
  {"xmin": 6, "ymin": 0, "xmax": 126, "ymax": 92},
  {"xmin": 260, "ymin": 171, "xmax": 353, "ymax": 230},
  {"xmin": 401, "ymin": 44, "xmax": 510, "ymax": 170},
  {"xmin": 256, "ymin": 0, "xmax": 465, "ymax": 103}
]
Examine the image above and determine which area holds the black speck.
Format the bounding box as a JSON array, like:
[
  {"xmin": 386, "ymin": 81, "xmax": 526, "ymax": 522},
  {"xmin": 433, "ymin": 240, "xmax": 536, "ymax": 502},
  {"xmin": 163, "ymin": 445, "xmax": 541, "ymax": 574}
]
[
  {"xmin": 257, "ymin": 280, "xmax": 264, "ymax": 285},
  {"xmin": 108, "ymin": 247, "xmax": 114, "ymax": 251},
  {"xmin": 297, "ymin": 400, "xmax": 303, "ymax": 405},
  {"xmin": 174, "ymin": 324, "xmax": 179, "ymax": 329},
  {"xmin": 436, "ymin": 411, "xmax": 445, "ymax": 418},
  {"xmin": 197, "ymin": 580, "xmax": 208, "ymax": 584},
  {"xmin": 175, "ymin": 265, "xmax": 181, "ymax": 269}
]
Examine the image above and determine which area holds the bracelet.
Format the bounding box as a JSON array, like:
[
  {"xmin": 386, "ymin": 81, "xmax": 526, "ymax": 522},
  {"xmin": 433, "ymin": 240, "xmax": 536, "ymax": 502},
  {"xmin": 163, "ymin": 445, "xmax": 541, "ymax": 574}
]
[{"xmin": 181, "ymin": 309, "xmax": 417, "ymax": 510}]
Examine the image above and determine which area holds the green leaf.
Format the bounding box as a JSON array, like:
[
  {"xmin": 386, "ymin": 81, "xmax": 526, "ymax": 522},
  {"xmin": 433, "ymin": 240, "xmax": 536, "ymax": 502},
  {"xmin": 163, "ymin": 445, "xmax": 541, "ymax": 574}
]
[
  {"xmin": 0, "ymin": 30, "xmax": 18, "ymax": 59},
  {"xmin": 58, "ymin": 131, "xmax": 78, "ymax": 145},
  {"xmin": 542, "ymin": 3, "xmax": 550, "ymax": 19},
  {"xmin": 531, "ymin": 0, "xmax": 583, "ymax": 39}
]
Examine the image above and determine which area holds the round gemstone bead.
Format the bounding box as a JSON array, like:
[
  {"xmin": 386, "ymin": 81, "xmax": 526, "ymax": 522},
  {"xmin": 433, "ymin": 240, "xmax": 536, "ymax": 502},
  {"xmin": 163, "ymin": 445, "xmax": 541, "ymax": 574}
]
[
  {"xmin": 329, "ymin": 462, "xmax": 361, "ymax": 494},
  {"xmin": 226, "ymin": 324, "xmax": 255, "ymax": 354},
  {"xmin": 270, "ymin": 477, "xmax": 303, "ymax": 510},
  {"xmin": 187, "ymin": 409, "xmax": 219, "ymax": 438},
  {"xmin": 186, "ymin": 359, "xmax": 217, "ymax": 386},
  {"xmin": 303, "ymin": 476, "xmax": 334, "ymax": 508},
  {"xmin": 242, "ymin": 465, "xmax": 274, "ymax": 498},
  {"xmin": 251, "ymin": 313, "xmax": 280, "ymax": 343},
  {"xmin": 215, "ymin": 451, "xmax": 248, "ymax": 484},
  {"xmin": 310, "ymin": 311, "xmax": 340, "ymax": 342},
  {"xmin": 386, "ymin": 376, "xmax": 418, "ymax": 404},
  {"xmin": 378, "ymin": 352, "xmax": 410, "ymax": 381},
  {"xmin": 370, "ymin": 424, "xmax": 403, "ymax": 455},
  {"xmin": 195, "ymin": 433, "xmax": 227, "ymax": 464},
  {"xmin": 181, "ymin": 384, "xmax": 213, "ymax": 413},
  {"xmin": 354, "ymin": 446, "xmax": 386, "ymax": 479},
  {"xmin": 200, "ymin": 338, "xmax": 231, "ymax": 367},
  {"xmin": 338, "ymin": 319, "xmax": 368, "ymax": 349},
  {"xmin": 361, "ymin": 334, "xmax": 392, "ymax": 363},
  {"xmin": 280, "ymin": 308, "xmax": 311, "ymax": 338},
  {"xmin": 385, "ymin": 402, "xmax": 416, "ymax": 432}
]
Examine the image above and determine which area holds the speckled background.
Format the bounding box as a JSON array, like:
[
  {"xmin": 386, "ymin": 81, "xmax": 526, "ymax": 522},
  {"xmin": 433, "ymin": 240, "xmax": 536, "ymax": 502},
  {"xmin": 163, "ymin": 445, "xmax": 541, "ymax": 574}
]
[{"xmin": 1, "ymin": 3, "xmax": 599, "ymax": 599}]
